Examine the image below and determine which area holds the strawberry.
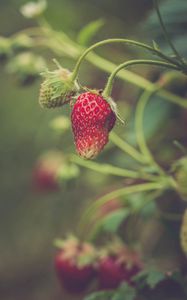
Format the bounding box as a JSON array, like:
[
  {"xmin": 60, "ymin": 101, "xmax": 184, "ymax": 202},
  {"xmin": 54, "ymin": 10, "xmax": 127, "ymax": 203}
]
[
  {"xmin": 98, "ymin": 246, "xmax": 142, "ymax": 290},
  {"xmin": 71, "ymin": 91, "xmax": 116, "ymax": 159},
  {"xmin": 54, "ymin": 237, "xmax": 97, "ymax": 293},
  {"xmin": 32, "ymin": 151, "xmax": 63, "ymax": 191},
  {"xmin": 39, "ymin": 62, "xmax": 79, "ymax": 108}
]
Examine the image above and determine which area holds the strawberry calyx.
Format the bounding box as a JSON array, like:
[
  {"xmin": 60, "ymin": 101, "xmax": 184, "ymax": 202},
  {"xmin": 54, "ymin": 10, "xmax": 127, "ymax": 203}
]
[
  {"xmin": 99, "ymin": 239, "xmax": 143, "ymax": 273},
  {"xmin": 54, "ymin": 235, "xmax": 97, "ymax": 268}
]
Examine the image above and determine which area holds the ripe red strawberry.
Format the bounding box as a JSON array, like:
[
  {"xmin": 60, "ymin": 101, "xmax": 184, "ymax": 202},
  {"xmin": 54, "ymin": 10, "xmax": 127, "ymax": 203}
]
[
  {"xmin": 71, "ymin": 91, "xmax": 116, "ymax": 159},
  {"xmin": 98, "ymin": 247, "xmax": 142, "ymax": 290},
  {"xmin": 54, "ymin": 237, "xmax": 97, "ymax": 293}
]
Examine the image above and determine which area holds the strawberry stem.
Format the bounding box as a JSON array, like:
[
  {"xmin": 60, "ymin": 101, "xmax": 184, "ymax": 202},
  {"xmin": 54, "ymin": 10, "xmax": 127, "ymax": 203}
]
[
  {"xmin": 30, "ymin": 24, "xmax": 187, "ymax": 108},
  {"xmin": 134, "ymin": 86, "xmax": 165, "ymax": 175},
  {"xmin": 102, "ymin": 59, "xmax": 180, "ymax": 98},
  {"xmin": 109, "ymin": 132, "xmax": 147, "ymax": 164},
  {"xmin": 70, "ymin": 154, "xmax": 159, "ymax": 181},
  {"xmin": 70, "ymin": 38, "xmax": 182, "ymax": 82}
]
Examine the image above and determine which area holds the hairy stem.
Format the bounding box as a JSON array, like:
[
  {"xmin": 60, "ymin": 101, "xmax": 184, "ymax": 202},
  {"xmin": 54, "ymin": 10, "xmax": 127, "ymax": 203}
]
[
  {"xmin": 70, "ymin": 154, "xmax": 139, "ymax": 178},
  {"xmin": 109, "ymin": 131, "xmax": 146, "ymax": 163},
  {"xmin": 134, "ymin": 87, "xmax": 165, "ymax": 174},
  {"xmin": 37, "ymin": 26, "xmax": 187, "ymax": 108},
  {"xmin": 103, "ymin": 59, "xmax": 180, "ymax": 98},
  {"xmin": 71, "ymin": 38, "xmax": 182, "ymax": 81},
  {"xmin": 70, "ymin": 154, "xmax": 159, "ymax": 181}
]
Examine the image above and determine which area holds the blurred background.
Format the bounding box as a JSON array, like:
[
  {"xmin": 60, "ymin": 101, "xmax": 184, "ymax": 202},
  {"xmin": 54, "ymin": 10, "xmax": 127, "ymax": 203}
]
[{"xmin": 0, "ymin": 0, "xmax": 187, "ymax": 299}]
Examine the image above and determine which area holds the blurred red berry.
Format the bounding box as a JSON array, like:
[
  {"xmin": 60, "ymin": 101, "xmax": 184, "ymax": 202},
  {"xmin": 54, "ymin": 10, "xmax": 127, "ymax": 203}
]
[
  {"xmin": 98, "ymin": 247, "xmax": 142, "ymax": 290},
  {"xmin": 54, "ymin": 237, "xmax": 97, "ymax": 293},
  {"xmin": 32, "ymin": 151, "xmax": 63, "ymax": 191}
]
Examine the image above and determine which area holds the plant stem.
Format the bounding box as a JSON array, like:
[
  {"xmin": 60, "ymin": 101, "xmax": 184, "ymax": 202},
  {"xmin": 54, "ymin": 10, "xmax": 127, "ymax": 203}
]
[
  {"xmin": 37, "ymin": 26, "xmax": 187, "ymax": 108},
  {"xmin": 134, "ymin": 87, "xmax": 165, "ymax": 174},
  {"xmin": 135, "ymin": 88, "xmax": 156, "ymax": 158},
  {"xmin": 70, "ymin": 154, "xmax": 139, "ymax": 178},
  {"xmin": 153, "ymin": 0, "xmax": 185, "ymax": 67},
  {"xmin": 78, "ymin": 181, "xmax": 167, "ymax": 233},
  {"xmin": 70, "ymin": 38, "xmax": 182, "ymax": 81},
  {"xmin": 103, "ymin": 59, "xmax": 179, "ymax": 98},
  {"xmin": 87, "ymin": 52, "xmax": 187, "ymax": 108},
  {"xmin": 109, "ymin": 131, "xmax": 146, "ymax": 163},
  {"xmin": 70, "ymin": 154, "xmax": 159, "ymax": 181}
]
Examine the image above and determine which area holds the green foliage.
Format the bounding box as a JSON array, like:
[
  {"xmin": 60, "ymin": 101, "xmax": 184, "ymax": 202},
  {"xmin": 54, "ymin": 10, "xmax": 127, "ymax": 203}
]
[
  {"xmin": 102, "ymin": 208, "xmax": 130, "ymax": 233},
  {"xmin": 127, "ymin": 95, "xmax": 173, "ymax": 145},
  {"xmin": 112, "ymin": 283, "xmax": 136, "ymax": 300},
  {"xmin": 77, "ymin": 19, "xmax": 105, "ymax": 46},
  {"xmin": 134, "ymin": 267, "xmax": 166, "ymax": 289},
  {"xmin": 1, "ymin": 1, "xmax": 187, "ymax": 300},
  {"xmin": 144, "ymin": 0, "xmax": 187, "ymax": 56},
  {"xmin": 84, "ymin": 291, "xmax": 114, "ymax": 300},
  {"xmin": 84, "ymin": 284, "xmax": 136, "ymax": 300}
]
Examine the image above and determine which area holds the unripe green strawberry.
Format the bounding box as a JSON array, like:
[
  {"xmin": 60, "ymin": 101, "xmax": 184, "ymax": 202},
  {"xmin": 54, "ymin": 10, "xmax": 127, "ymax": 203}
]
[
  {"xmin": 174, "ymin": 157, "xmax": 187, "ymax": 201},
  {"xmin": 39, "ymin": 63, "xmax": 79, "ymax": 109}
]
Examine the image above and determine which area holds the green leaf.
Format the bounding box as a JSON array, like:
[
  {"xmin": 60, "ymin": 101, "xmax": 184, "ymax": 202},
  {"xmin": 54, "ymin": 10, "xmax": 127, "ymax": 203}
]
[
  {"xmin": 102, "ymin": 208, "xmax": 130, "ymax": 233},
  {"xmin": 127, "ymin": 95, "xmax": 173, "ymax": 145},
  {"xmin": 84, "ymin": 291, "xmax": 114, "ymax": 300},
  {"xmin": 77, "ymin": 19, "xmax": 105, "ymax": 46},
  {"xmin": 134, "ymin": 268, "xmax": 165, "ymax": 289},
  {"xmin": 146, "ymin": 269, "xmax": 165, "ymax": 288},
  {"xmin": 112, "ymin": 283, "xmax": 136, "ymax": 300},
  {"xmin": 140, "ymin": 200, "xmax": 156, "ymax": 219}
]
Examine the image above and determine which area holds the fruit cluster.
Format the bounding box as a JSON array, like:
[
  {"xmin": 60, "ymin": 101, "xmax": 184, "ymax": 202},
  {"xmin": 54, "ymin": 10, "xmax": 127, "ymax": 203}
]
[
  {"xmin": 54, "ymin": 237, "xmax": 142, "ymax": 294},
  {"xmin": 39, "ymin": 65, "xmax": 117, "ymax": 159}
]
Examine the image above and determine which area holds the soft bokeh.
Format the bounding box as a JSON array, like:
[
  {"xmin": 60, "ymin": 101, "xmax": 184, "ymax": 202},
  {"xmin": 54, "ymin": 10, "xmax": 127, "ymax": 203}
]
[{"xmin": 0, "ymin": 1, "xmax": 187, "ymax": 300}]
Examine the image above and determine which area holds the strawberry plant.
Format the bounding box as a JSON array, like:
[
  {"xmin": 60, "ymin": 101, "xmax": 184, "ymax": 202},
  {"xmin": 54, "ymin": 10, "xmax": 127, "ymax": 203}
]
[{"xmin": 1, "ymin": 0, "xmax": 187, "ymax": 299}]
